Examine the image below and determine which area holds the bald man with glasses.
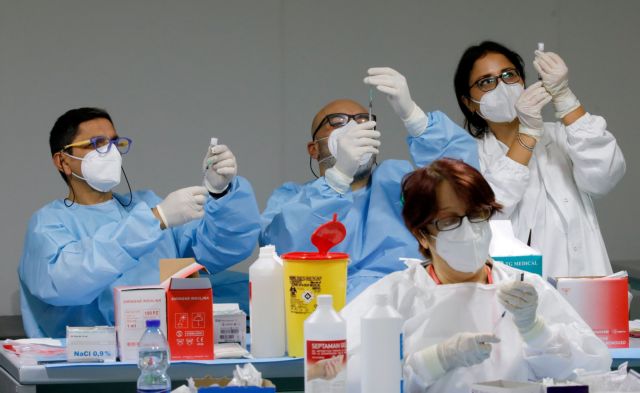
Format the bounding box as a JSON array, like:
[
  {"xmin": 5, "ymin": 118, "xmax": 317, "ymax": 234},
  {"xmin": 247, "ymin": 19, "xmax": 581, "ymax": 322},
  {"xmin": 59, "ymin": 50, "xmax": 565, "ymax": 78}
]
[{"xmin": 261, "ymin": 83, "xmax": 480, "ymax": 300}]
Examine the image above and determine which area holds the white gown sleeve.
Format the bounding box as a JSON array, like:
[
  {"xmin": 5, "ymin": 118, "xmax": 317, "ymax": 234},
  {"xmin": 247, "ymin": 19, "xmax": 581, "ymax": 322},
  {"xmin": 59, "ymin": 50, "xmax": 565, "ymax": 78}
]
[{"xmin": 554, "ymin": 113, "xmax": 626, "ymax": 198}]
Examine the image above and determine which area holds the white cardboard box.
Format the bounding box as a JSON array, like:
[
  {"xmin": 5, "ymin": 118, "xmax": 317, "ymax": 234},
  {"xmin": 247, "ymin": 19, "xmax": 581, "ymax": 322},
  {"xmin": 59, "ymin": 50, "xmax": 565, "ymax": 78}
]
[
  {"xmin": 213, "ymin": 303, "xmax": 246, "ymax": 348},
  {"xmin": 471, "ymin": 380, "xmax": 542, "ymax": 393},
  {"xmin": 113, "ymin": 286, "xmax": 167, "ymax": 361},
  {"xmin": 66, "ymin": 326, "xmax": 117, "ymax": 362}
]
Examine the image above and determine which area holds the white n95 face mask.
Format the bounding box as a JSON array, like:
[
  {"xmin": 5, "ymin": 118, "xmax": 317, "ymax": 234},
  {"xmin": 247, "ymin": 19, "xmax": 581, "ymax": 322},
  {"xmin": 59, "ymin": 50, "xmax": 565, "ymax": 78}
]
[
  {"xmin": 472, "ymin": 82, "xmax": 524, "ymax": 123},
  {"xmin": 431, "ymin": 218, "xmax": 492, "ymax": 273},
  {"xmin": 327, "ymin": 120, "xmax": 373, "ymax": 166},
  {"xmin": 65, "ymin": 147, "xmax": 122, "ymax": 192}
]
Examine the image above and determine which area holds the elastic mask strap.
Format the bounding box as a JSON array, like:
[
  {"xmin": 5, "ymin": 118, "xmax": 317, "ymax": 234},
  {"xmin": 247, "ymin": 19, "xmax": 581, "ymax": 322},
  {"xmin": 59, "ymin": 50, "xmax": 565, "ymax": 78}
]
[
  {"xmin": 317, "ymin": 155, "xmax": 334, "ymax": 165},
  {"xmin": 309, "ymin": 155, "xmax": 319, "ymax": 178},
  {"xmin": 62, "ymin": 151, "xmax": 88, "ymax": 182},
  {"xmin": 63, "ymin": 151, "xmax": 84, "ymax": 161},
  {"xmin": 70, "ymin": 171, "xmax": 87, "ymax": 182}
]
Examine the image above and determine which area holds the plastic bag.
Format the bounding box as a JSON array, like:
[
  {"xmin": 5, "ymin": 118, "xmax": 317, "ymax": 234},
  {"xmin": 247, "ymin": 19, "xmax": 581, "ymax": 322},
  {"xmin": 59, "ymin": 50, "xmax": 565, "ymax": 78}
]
[
  {"xmin": 2, "ymin": 338, "xmax": 66, "ymax": 365},
  {"xmin": 573, "ymin": 362, "xmax": 640, "ymax": 392}
]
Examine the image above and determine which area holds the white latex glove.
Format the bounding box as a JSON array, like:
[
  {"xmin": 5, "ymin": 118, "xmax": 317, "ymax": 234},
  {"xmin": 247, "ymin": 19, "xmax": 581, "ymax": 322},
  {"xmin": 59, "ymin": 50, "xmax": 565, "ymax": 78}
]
[
  {"xmin": 533, "ymin": 51, "xmax": 580, "ymax": 118},
  {"xmin": 156, "ymin": 186, "xmax": 208, "ymax": 228},
  {"xmin": 436, "ymin": 332, "xmax": 500, "ymax": 371},
  {"xmin": 202, "ymin": 144, "xmax": 237, "ymax": 194},
  {"xmin": 324, "ymin": 120, "xmax": 380, "ymax": 194},
  {"xmin": 515, "ymin": 81, "xmax": 552, "ymax": 142},
  {"xmin": 364, "ymin": 67, "xmax": 427, "ymax": 136},
  {"xmin": 498, "ymin": 280, "xmax": 539, "ymax": 335}
]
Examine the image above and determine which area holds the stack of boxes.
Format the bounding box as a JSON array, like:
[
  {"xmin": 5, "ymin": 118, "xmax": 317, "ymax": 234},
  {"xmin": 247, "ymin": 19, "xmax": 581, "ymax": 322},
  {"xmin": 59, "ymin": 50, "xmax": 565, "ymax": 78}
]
[{"xmin": 113, "ymin": 258, "xmax": 216, "ymax": 361}]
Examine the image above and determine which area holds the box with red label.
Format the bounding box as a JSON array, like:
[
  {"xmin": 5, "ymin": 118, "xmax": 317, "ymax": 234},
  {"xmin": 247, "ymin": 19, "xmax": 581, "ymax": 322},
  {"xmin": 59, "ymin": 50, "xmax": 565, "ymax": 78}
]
[
  {"xmin": 113, "ymin": 286, "xmax": 167, "ymax": 362},
  {"xmin": 167, "ymin": 277, "xmax": 214, "ymax": 360},
  {"xmin": 549, "ymin": 275, "xmax": 628, "ymax": 348}
]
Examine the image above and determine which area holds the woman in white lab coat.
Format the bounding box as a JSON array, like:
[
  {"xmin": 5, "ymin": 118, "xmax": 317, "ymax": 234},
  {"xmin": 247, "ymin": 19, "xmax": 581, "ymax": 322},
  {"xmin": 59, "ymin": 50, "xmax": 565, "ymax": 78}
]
[
  {"xmin": 364, "ymin": 41, "xmax": 625, "ymax": 278},
  {"xmin": 341, "ymin": 159, "xmax": 611, "ymax": 393}
]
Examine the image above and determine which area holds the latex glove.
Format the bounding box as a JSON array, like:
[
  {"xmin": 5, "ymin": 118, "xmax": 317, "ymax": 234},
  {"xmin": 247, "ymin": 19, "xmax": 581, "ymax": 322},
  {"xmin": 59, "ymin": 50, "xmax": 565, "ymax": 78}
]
[
  {"xmin": 202, "ymin": 144, "xmax": 237, "ymax": 193},
  {"xmin": 498, "ymin": 280, "xmax": 539, "ymax": 334},
  {"xmin": 515, "ymin": 81, "xmax": 552, "ymax": 142},
  {"xmin": 156, "ymin": 186, "xmax": 208, "ymax": 228},
  {"xmin": 325, "ymin": 120, "xmax": 380, "ymax": 194},
  {"xmin": 436, "ymin": 332, "xmax": 500, "ymax": 371},
  {"xmin": 533, "ymin": 51, "xmax": 580, "ymax": 118},
  {"xmin": 364, "ymin": 67, "xmax": 427, "ymax": 136}
]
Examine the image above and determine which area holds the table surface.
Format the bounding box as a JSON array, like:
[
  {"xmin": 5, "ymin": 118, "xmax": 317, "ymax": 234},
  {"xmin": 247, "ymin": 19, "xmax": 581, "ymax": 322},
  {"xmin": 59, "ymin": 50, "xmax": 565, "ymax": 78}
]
[
  {"xmin": 0, "ymin": 348, "xmax": 303, "ymax": 385},
  {"xmin": 2, "ymin": 338, "xmax": 639, "ymax": 390}
]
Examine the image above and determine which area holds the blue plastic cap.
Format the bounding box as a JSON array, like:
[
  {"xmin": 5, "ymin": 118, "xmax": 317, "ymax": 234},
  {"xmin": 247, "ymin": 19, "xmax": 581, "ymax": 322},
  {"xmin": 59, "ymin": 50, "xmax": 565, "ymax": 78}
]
[{"xmin": 145, "ymin": 319, "xmax": 161, "ymax": 328}]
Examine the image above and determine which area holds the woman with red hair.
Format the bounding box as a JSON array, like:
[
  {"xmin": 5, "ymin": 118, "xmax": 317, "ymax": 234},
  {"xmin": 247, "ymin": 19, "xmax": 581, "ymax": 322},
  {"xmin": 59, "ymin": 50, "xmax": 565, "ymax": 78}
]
[{"xmin": 341, "ymin": 158, "xmax": 610, "ymax": 393}]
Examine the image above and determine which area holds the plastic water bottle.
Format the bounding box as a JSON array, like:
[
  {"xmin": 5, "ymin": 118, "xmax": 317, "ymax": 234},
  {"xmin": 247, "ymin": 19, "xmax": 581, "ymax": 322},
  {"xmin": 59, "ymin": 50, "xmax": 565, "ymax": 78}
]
[
  {"xmin": 249, "ymin": 245, "xmax": 286, "ymax": 358},
  {"xmin": 137, "ymin": 319, "xmax": 171, "ymax": 393},
  {"xmin": 304, "ymin": 294, "xmax": 347, "ymax": 393},
  {"xmin": 361, "ymin": 294, "xmax": 403, "ymax": 393}
]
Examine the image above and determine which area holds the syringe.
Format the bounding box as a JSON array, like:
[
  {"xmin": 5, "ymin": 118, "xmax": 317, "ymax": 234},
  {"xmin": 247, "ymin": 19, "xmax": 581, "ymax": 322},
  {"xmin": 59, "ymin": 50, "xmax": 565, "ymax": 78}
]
[
  {"xmin": 493, "ymin": 272, "xmax": 525, "ymax": 334},
  {"xmin": 537, "ymin": 42, "xmax": 545, "ymax": 81},
  {"xmin": 205, "ymin": 137, "xmax": 218, "ymax": 170},
  {"xmin": 368, "ymin": 86, "xmax": 374, "ymax": 121}
]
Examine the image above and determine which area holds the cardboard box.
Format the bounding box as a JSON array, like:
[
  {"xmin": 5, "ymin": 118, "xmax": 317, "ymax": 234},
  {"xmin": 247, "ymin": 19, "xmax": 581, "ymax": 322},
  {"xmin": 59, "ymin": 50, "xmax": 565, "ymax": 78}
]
[
  {"xmin": 549, "ymin": 275, "xmax": 629, "ymax": 348},
  {"xmin": 167, "ymin": 277, "xmax": 215, "ymax": 360},
  {"xmin": 214, "ymin": 303, "xmax": 247, "ymax": 348},
  {"xmin": 114, "ymin": 258, "xmax": 212, "ymax": 361},
  {"xmin": 489, "ymin": 221, "xmax": 543, "ymax": 276},
  {"xmin": 113, "ymin": 286, "xmax": 167, "ymax": 361},
  {"xmin": 66, "ymin": 326, "xmax": 117, "ymax": 362},
  {"xmin": 471, "ymin": 380, "xmax": 542, "ymax": 393},
  {"xmin": 194, "ymin": 376, "xmax": 276, "ymax": 392}
]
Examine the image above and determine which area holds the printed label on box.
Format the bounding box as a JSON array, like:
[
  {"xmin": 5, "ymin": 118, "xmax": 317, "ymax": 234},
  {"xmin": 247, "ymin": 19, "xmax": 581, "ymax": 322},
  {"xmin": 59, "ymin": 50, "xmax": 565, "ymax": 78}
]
[
  {"xmin": 167, "ymin": 278, "xmax": 214, "ymax": 360},
  {"xmin": 113, "ymin": 286, "xmax": 167, "ymax": 362},
  {"xmin": 492, "ymin": 255, "xmax": 542, "ymax": 276},
  {"xmin": 67, "ymin": 326, "xmax": 117, "ymax": 362},
  {"xmin": 555, "ymin": 277, "xmax": 628, "ymax": 348},
  {"xmin": 213, "ymin": 306, "xmax": 247, "ymax": 348}
]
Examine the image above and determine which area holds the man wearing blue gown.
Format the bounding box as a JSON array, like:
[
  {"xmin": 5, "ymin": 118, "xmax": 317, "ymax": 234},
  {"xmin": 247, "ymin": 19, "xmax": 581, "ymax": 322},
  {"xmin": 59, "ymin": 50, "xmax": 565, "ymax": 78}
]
[
  {"xmin": 261, "ymin": 74, "xmax": 480, "ymax": 300},
  {"xmin": 19, "ymin": 107, "xmax": 261, "ymax": 337}
]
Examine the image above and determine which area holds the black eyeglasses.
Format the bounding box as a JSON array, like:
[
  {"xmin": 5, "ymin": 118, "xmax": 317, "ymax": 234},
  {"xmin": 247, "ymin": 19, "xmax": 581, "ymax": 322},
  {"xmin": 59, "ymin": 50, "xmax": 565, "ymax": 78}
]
[
  {"xmin": 424, "ymin": 206, "xmax": 495, "ymax": 232},
  {"xmin": 470, "ymin": 68, "xmax": 521, "ymax": 92},
  {"xmin": 312, "ymin": 113, "xmax": 376, "ymax": 140}
]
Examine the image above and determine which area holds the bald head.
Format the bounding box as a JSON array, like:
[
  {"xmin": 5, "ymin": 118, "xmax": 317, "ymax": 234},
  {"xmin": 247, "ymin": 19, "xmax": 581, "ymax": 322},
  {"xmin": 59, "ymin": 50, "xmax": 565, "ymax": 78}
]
[{"xmin": 310, "ymin": 99, "xmax": 367, "ymax": 137}]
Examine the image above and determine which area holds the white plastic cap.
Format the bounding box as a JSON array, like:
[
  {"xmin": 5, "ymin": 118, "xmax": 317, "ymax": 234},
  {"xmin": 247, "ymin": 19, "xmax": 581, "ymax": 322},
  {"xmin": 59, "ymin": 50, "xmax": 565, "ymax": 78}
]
[
  {"xmin": 374, "ymin": 293, "xmax": 389, "ymax": 307},
  {"xmin": 259, "ymin": 244, "xmax": 276, "ymax": 257},
  {"xmin": 317, "ymin": 294, "xmax": 333, "ymax": 307},
  {"xmin": 537, "ymin": 42, "xmax": 545, "ymax": 51},
  {"xmin": 210, "ymin": 137, "xmax": 218, "ymax": 146}
]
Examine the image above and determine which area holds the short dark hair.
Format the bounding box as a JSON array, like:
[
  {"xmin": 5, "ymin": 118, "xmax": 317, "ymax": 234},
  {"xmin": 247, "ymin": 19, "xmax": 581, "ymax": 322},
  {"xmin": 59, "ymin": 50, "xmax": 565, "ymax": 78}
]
[
  {"xmin": 49, "ymin": 107, "xmax": 113, "ymax": 183},
  {"xmin": 453, "ymin": 41, "xmax": 525, "ymax": 138},
  {"xmin": 401, "ymin": 158, "xmax": 502, "ymax": 259}
]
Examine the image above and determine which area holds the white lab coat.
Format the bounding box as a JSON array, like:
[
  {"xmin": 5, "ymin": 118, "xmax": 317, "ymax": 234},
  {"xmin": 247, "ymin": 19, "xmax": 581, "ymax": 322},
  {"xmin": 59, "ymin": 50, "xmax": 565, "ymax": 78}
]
[
  {"xmin": 479, "ymin": 113, "xmax": 625, "ymax": 277},
  {"xmin": 341, "ymin": 260, "xmax": 611, "ymax": 393}
]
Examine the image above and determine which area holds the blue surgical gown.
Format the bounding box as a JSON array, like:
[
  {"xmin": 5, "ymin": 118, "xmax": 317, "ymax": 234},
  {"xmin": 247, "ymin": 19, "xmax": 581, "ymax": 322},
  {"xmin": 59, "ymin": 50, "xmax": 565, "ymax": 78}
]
[
  {"xmin": 260, "ymin": 111, "xmax": 480, "ymax": 300},
  {"xmin": 19, "ymin": 176, "xmax": 260, "ymax": 338}
]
